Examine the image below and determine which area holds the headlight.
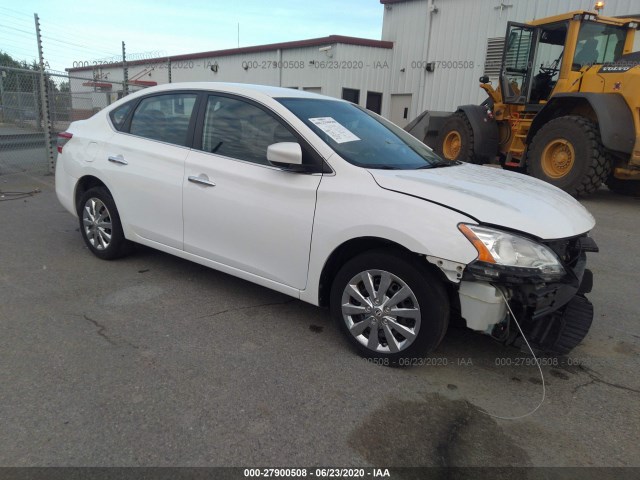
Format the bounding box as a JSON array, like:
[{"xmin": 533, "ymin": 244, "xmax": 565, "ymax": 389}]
[{"xmin": 459, "ymin": 224, "xmax": 565, "ymax": 280}]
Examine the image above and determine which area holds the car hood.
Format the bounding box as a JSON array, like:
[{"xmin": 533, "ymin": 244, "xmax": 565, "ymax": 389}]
[{"xmin": 368, "ymin": 164, "xmax": 595, "ymax": 240}]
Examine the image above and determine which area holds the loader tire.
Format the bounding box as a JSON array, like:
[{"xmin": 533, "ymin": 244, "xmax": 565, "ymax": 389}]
[
  {"xmin": 527, "ymin": 116, "xmax": 610, "ymax": 197},
  {"xmin": 435, "ymin": 112, "xmax": 480, "ymax": 164}
]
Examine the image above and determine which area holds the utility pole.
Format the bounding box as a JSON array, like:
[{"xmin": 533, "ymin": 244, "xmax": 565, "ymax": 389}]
[
  {"xmin": 34, "ymin": 13, "xmax": 55, "ymax": 174},
  {"xmin": 122, "ymin": 41, "xmax": 129, "ymax": 95}
]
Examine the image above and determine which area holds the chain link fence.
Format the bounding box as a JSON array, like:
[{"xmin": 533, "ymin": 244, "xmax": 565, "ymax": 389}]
[{"xmin": 0, "ymin": 66, "xmax": 144, "ymax": 176}]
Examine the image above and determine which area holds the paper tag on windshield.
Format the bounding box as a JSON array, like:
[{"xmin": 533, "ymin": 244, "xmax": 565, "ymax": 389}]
[{"xmin": 309, "ymin": 117, "xmax": 360, "ymax": 144}]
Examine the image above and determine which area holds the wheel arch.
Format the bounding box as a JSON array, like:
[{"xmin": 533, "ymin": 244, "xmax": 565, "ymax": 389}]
[
  {"xmin": 74, "ymin": 175, "xmax": 109, "ymax": 212},
  {"xmin": 317, "ymin": 236, "xmax": 449, "ymax": 308},
  {"xmin": 527, "ymin": 93, "xmax": 635, "ymax": 154}
]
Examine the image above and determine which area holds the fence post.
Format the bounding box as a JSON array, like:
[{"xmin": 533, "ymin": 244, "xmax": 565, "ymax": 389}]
[
  {"xmin": 122, "ymin": 41, "xmax": 129, "ymax": 96},
  {"xmin": 0, "ymin": 71, "xmax": 4, "ymax": 111},
  {"xmin": 32, "ymin": 73, "xmax": 42, "ymax": 129},
  {"xmin": 34, "ymin": 13, "xmax": 55, "ymax": 174}
]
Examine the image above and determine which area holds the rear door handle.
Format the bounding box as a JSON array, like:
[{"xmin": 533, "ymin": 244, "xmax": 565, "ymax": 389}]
[
  {"xmin": 108, "ymin": 154, "xmax": 128, "ymax": 165},
  {"xmin": 188, "ymin": 175, "xmax": 216, "ymax": 187}
]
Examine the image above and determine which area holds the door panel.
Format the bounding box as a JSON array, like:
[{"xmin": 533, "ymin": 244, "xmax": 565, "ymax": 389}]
[
  {"xmin": 183, "ymin": 154, "xmax": 320, "ymax": 289},
  {"xmin": 390, "ymin": 94, "xmax": 412, "ymax": 128},
  {"xmin": 183, "ymin": 94, "xmax": 321, "ymax": 289},
  {"xmin": 105, "ymin": 135, "xmax": 188, "ymax": 249},
  {"xmin": 500, "ymin": 22, "xmax": 538, "ymax": 104},
  {"xmin": 104, "ymin": 92, "xmax": 198, "ymax": 249}
]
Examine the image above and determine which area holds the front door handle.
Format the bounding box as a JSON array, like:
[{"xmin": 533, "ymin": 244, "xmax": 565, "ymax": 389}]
[
  {"xmin": 188, "ymin": 175, "xmax": 216, "ymax": 187},
  {"xmin": 108, "ymin": 154, "xmax": 128, "ymax": 165}
]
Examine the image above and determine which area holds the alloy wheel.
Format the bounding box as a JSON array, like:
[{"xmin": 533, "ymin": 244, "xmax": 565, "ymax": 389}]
[
  {"xmin": 82, "ymin": 197, "xmax": 113, "ymax": 250},
  {"xmin": 341, "ymin": 269, "xmax": 421, "ymax": 353}
]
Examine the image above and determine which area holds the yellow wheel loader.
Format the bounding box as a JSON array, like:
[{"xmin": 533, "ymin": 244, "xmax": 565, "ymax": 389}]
[{"xmin": 405, "ymin": 10, "xmax": 640, "ymax": 197}]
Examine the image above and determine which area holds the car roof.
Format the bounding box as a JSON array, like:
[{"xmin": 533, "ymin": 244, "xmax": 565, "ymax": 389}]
[{"xmin": 128, "ymin": 82, "xmax": 340, "ymax": 101}]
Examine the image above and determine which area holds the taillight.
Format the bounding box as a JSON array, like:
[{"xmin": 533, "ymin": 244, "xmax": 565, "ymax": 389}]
[{"xmin": 57, "ymin": 132, "xmax": 73, "ymax": 154}]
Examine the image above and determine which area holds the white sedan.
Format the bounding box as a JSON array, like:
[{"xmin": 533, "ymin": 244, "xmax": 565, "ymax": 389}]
[{"xmin": 55, "ymin": 82, "xmax": 598, "ymax": 364}]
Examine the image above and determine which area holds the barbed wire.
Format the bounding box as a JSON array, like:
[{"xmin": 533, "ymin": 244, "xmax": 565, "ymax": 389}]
[{"xmin": 2, "ymin": 11, "xmax": 184, "ymax": 76}]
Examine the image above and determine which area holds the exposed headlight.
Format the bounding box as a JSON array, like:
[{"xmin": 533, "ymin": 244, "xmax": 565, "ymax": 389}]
[{"xmin": 459, "ymin": 224, "xmax": 565, "ymax": 280}]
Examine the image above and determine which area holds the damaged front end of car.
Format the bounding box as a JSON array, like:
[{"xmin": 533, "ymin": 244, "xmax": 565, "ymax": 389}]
[{"xmin": 454, "ymin": 224, "xmax": 598, "ymax": 355}]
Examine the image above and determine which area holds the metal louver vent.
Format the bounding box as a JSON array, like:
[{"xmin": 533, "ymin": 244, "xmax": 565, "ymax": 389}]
[{"xmin": 484, "ymin": 37, "xmax": 505, "ymax": 81}]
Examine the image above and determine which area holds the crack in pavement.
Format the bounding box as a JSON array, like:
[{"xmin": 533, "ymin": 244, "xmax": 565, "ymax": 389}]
[
  {"xmin": 572, "ymin": 365, "xmax": 640, "ymax": 395},
  {"xmin": 81, "ymin": 314, "xmax": 139, "ymax": 349},
  {"xmin": 194, "ymin": 299, "xmax": 296, "ymax": 320},
  {"xmin": 83, "ymin": 314, "xmax": 116, "ymax": 345}
]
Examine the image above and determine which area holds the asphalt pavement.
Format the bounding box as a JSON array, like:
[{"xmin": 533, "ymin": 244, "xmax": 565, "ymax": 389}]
[{"xmin": 0, "ymin": 171, "xmax": 638, "ymax": 468}]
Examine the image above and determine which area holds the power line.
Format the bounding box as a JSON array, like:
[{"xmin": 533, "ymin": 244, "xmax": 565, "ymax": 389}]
[
  {"xmin": 42, "ymin": 35, "xmax": 119, "ymax": 57},
  {"xmin": 0, "ymin": 6, "xmax": 32, "ymax": 18},
  {"xmin": 39, "ymin": 23, "xmax": 121, "ymax": 55},
  {"xmin": 0, "ymin": 45, "xmax": 37, "ymax": 57},
  {"xmin": 0, "ymin": 20, "xmax": 120, "ymax": 60},
  {"xmin": 0, "ymin": 34, "xmax": 36, "ymax": 47},
  {"xmin": 0, "ymin": 12, "xmax": 34, "ymax": 26},
  {"xmin": 0, "ymin": 23, "xmax": 36, "ymax": 36}
]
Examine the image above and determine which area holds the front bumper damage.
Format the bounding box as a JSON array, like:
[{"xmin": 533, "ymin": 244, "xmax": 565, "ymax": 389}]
[{"xmin": 457, "ymin": 235, "xmax": 598, "ymax": 355}]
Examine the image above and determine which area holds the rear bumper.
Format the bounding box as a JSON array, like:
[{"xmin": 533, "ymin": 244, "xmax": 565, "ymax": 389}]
[{"xmin": 54, "ymin": 155, "xmax": 78, "ymax": 217}]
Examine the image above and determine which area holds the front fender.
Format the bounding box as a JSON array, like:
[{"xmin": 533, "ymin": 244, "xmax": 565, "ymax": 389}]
[
  {"xmin": 301, "ymin": 168, "xmax": 479, "ymax": 305},
  {"xmin": 527, "ymin": 93, "xmax": 635, "ymax": 154}
]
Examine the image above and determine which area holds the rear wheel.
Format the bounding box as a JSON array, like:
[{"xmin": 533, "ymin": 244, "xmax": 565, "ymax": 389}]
[
  {"xmin": 527, "ymin": 116, "xmax": 610, "ymax": 197},
  {"xmin": 78, "ymin": 187, "xmax": 132, "ymax": 260},
  {"xmin": 330, "ymin": 250, "xmax": 449, "ymax": 365},
  {"xmin": 606, "ymin": 177, "xmax": 640, "ymax": 197},
  {"xmin": 435, "ymin": 112, "xmax": 479, "ymax": 164}
]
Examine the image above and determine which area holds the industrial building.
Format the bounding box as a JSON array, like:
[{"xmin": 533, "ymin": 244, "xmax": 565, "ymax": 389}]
[{"xmin": 67, "ymin": 0, "xmax": 639, "ymax": 126}]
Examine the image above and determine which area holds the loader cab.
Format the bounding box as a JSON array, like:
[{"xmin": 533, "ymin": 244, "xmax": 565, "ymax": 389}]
[
  {"xmin": 572, "ymin": 21, "xmax": 628, "ymax": 70},
  {"xmin": 499, "ymin": 13, "xmax": 638, "ymax": 107},
  {"xmin": 500, "ymin": 21, "xmax": 568, "ymax": 106}
]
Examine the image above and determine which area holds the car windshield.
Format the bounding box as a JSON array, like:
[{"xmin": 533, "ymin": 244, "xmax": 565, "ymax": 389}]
[{"xmin": 277, "ymin": 98, "xmax": 447, "ymax": 170}]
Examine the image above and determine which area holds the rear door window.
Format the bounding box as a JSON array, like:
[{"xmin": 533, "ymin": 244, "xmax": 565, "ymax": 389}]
[{"xmin": 129, "ymin": 93, "xmax": 197, "ymax": 147}]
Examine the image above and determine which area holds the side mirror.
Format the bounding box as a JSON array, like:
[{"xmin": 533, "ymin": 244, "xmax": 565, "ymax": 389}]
[
  {"xmin": 267, "ymin": 142, "xmax": 302, "ymax": 167},
  {"xmin": 479, "ymin": 75, "xmax": 490, "ymax": 84}
]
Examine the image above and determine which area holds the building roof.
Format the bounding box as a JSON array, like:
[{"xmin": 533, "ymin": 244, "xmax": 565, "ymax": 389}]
[{"xmin": 67, "ymin": 35, "xmax": 393, "ymax": 72}]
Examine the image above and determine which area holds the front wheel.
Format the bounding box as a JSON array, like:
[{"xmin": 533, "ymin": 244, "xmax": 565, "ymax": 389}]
[{"xmin": 330, "ymin": 250, "xmax": 449, "ymax": 365}]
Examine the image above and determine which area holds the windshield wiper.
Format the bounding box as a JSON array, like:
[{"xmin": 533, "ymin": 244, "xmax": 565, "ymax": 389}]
[
  {"xmin": 415, "ymin": 160, "xmax": 460, "ymax": 169},
  {"xmin": 361, "ymin": 164, "xmax": 399, "ymax": 170}
]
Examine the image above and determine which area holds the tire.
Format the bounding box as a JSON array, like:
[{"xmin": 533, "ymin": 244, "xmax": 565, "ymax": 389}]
[
  {"xmin": 77, "ymin": 186, "xmax": 132, "ymax": 260},
  {"xmin": 526, "ymin": 116, "xmax": 611, "ymax": 197},
  {"xmin": 434, "ymin": 112, "xmax": 480, "ymax": 164},
  {"xmin": 545, "ymin": 295, "xmax": 594, "ymax": 356},
  {"xmin": 606, "ymin": 177, "xmax": 640, "ymax": 197},
  {"xmin": 330, "ymin": 249, "xmax": 449, "ymax": 365}
]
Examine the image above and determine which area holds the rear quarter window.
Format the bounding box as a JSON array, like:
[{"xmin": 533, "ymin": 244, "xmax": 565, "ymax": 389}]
[{"xmin": 109, "ymin": 102, "xmax": 134, "ymax": 131}]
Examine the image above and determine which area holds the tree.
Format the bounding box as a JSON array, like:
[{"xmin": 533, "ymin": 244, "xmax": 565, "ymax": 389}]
[{"xmin": 0, "ymin": 51, "xmax": 40, "ymax": 94}]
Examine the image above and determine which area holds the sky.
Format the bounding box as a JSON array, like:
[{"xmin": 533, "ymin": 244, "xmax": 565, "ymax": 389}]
[{"xmin": 0, "ymin": 0, "xmax": 385, "ymax": 73}]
